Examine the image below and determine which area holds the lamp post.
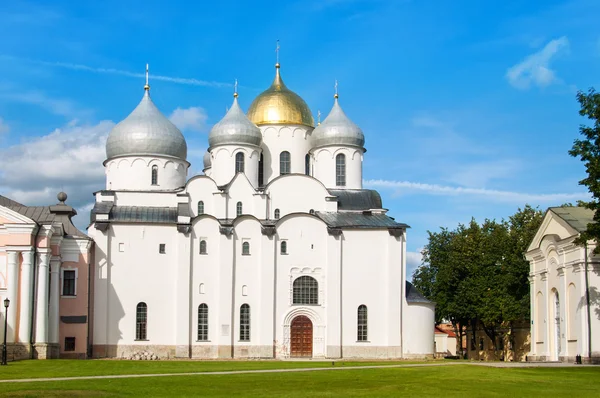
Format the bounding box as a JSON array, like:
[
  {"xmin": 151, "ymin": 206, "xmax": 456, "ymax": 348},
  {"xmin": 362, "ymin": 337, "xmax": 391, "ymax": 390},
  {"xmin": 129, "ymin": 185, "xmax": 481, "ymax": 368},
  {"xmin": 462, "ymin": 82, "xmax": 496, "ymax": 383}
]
[{"xmin": 1, "ymin": 297, "xmax": 9, "ymax": 365}]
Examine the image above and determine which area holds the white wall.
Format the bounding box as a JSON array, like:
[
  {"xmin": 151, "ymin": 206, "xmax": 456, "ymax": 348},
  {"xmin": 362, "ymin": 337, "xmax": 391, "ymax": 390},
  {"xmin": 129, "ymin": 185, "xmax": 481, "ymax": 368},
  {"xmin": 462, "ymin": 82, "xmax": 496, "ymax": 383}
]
[
  {"xmin": 403, "ymin": 303, "xmax": 435, "ymax": 356},
  {"xmin": 312, "ymin": 146, "xmax": 363, "ymax": 189},
  {"xmin": 105, "ymin": 156, "xmax": 188, "ymax": 191},
  {"xmin": 260, "ymin": 125, "xmax": 313, "ymax": 185},
  {"xmin": 210, "ymin": 146, "xmax": 261, "ymax": 187}
]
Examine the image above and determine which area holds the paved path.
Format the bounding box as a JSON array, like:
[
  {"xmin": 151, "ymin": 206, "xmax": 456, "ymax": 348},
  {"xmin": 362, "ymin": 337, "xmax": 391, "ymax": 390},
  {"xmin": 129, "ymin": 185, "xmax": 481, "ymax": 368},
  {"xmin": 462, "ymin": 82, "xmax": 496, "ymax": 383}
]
[{"xmin": 0, "ymin": 361, "xmax": 584, "ymax": 384}]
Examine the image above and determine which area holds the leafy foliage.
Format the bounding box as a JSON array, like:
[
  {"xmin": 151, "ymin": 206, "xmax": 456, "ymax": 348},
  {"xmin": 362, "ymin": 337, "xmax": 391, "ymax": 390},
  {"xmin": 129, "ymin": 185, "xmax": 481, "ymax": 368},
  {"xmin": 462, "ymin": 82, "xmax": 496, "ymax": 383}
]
[
  {"xmin": 412, "ymin": 206, "xmax": 543, "ymax": 350},
  {"xmin": 569, "ymin": 88, "xmax": 600, "ymax": 253}
]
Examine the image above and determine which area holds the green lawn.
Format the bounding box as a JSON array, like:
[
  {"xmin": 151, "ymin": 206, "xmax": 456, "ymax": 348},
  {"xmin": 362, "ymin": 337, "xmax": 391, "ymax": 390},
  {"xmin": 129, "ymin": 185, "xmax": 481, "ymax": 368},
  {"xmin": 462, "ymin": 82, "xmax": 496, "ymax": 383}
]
[{"xmin": 0, "ymin": 361, "xmax": 599, "ymax": 397}]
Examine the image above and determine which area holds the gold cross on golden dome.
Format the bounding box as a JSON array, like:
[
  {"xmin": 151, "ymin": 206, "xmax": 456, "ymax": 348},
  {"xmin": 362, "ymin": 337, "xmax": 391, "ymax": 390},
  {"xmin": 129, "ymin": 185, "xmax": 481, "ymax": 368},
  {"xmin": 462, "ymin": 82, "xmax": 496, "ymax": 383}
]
[{"xmin": 276, "ymin": 39, "xmax": 280, "ymax": 65}]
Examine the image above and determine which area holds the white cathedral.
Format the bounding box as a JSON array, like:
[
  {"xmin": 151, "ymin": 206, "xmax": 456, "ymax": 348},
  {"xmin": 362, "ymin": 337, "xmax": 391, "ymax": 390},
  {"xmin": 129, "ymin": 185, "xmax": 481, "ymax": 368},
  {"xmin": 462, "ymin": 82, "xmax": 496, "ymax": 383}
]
[{"xmin": 88, "ymin": 62, "xmax": 435, "ymax": 359}]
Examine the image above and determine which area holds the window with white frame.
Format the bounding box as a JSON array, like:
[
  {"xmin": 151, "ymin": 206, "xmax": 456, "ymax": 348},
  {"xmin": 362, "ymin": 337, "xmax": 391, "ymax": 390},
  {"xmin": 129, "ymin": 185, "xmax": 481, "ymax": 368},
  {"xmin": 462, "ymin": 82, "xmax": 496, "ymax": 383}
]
[
  {"xmin": 242, "ymin": 241, "xmax": 250, "ymax": 255},
  {"xmin": 274, "ymin": 209, "xmax": 280, "ymax": 220},
  {"xmin": 336, "ymin": 153, "xmax": 346, "ymax": 187},
  {"xmin": 235, "ymin": 152, "xmax": 245, "ymax": 173},
  {"xmin": 61, "ymin": 269, "xmax": 77, "ymax": 296},
  {"xmin": 151, "ymin": 165, "xmax": 158, "ymax": 185},
  {"xmin": 240, "ymin": 304, "xmax": 250, "ymax": 341},
  {"xmin": 236, "ymin": 201, "xmax": 243, "ymax": 217},
  {"xmin": 198, "ymin": 201, "xmax": 204, "ymax": 215},
  {"xmin": 280, "ymin": 241, "xmax": 288, "ymax": 255},
  {"xmin": 200, "ymin": 240, "xmax": 207, "ymax": 255},
  {"xmin": 198, "ymin": 304, "xmax": 208, "ymax": 341},
  {"xmin": 136, "ymin": 302, "xmax": 148, "ymax": 340},
  {"xmin": 280, "ymin": 151, "xmax": 291, "ymax": 175},
  {"xmin": 292, "ymin": 276, "xmax": 318, "ymax": 305},
  {"xmin": 357, "ymin": 305, "xmax": 368, "ymax": 341},
  {"xmin": 305, "ymin": 153, "xmax": 310, "ymax": 175}
]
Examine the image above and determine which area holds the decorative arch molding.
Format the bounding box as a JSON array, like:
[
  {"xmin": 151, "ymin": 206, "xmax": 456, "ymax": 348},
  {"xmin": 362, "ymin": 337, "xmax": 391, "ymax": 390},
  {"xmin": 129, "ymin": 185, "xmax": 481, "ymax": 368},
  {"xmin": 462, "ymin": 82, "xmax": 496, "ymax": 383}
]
[
  {"xmin": 117, "ymin": 158, "xmax": 130, "ymax": 169},
  {"xmin": 212, "ymin": 146, "xmax": 232, "ymax": 158},
  {"xmin": 282, "ymin": 306, "xmax": 322, "ymax": 326},
  {"xmin": 262, "ymin": 126, "xmax": 277, "ymax": 137}
]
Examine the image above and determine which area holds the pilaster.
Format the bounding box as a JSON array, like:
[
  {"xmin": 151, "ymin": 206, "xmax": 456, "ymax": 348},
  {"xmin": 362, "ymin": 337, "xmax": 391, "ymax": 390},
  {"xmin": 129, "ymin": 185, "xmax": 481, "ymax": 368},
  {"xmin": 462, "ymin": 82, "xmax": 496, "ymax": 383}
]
[
  {"xmin": 18, "ymin": 249, "xmax": 34, "ymax": 343},
  {"xmin": 35, "ymin": 251, "xmax": 51, "ymax": 343},
  {"xmin": 6, "ymin": 251, "xmax": 19, "ymax": 343},
  {"xmin": 48, "ymin": 257, "xmax": 61, "ymax": 344}
]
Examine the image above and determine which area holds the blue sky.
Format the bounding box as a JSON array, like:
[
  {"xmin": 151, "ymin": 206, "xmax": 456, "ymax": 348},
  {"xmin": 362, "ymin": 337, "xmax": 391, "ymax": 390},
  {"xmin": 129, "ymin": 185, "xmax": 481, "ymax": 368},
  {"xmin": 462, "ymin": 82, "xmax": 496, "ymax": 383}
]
[{"xmin": 0, "ymin": 0, "xmax": 598, "ymax": 274}]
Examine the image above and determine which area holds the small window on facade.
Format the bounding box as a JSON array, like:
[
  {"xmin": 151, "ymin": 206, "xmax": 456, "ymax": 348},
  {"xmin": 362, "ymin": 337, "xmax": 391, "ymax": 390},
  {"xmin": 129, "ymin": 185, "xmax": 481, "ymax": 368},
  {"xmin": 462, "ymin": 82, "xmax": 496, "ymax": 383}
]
[
  {"xmin": 235, "ymin": 152, "xmax": 245, "ymax": 173},
  {"xmin": 198, "ymin": 304, "xmax": 208, "ymax": 341},
  {"xmin": 119, "ymin": 243, "xmax": 125, "ymax": 252},
  {"xmin": 280, "ymin": 241, "xmax": 287, "ymax": 255},
  {"xmin": 236, "ymin": 201, "xmax": 243, "ymax": 217},
  {"xmin": 479, "ymin": 337, "xmax": 484, "ymax": 351},
  {"xmin": 293, "ymin": 276, "xmax": 318, "ymax": 305},
  {"xmin": 200, "ymin": 240, "xmax": 207, "ymax": 254},
  {"xmin": 159, "ymin": 244, "xmax": 166, "ymax": 254},
  {"xmin": 357, "ymin": 305, "xmax": 368, "ymax": 341},
  {"xmin": 64, "ymin": 337, "xmax": 76, "ymax": 351},
  {"xmin": 242, "ymin": 285, "xmax": 248, "ymax": 296},
  {"xmin": 240, "ymin": 304, "xmax": 250, "ymax": 341},
  {"xmin": 151, "ymin": 165, "xmax": 158, "ymax": 185},
  {"xmin": 470, "ymin": 336, "xmax": 476, "ymax": 351},
  {"xmin": 336, "ymin": 153, "xmax": 346, "ymax": 187},
  {"xmin": 199, "ymin": 283, "xmax": 205, "ymax": 294},
  {"xmin": 258, "ymin": 153, "xmax": 264, "ymax": 187},
  {"xmin": 198, "ymin": 201, "xmax": 204, "ymax": 215},
  {"xmin": 305, "ymin": 153, "xmax": 310, "ymax": 175},
  {"xmin": 280, "ymin": 151, "xmax": 291, "ymax": 175},
  {"xmin": 62, "ymin": 270, "xmax": 76, "ymax": 296},
  {"xmin": 136, "ymin": 302, "xmax": 148, "ymax": 340},
  {"xmin": 274, "ymin": 209, "xmax": 280, "ymax": 220},
  {"xmin": 242, "ymin": 241, "xmax": 250, "ymax": 255}
]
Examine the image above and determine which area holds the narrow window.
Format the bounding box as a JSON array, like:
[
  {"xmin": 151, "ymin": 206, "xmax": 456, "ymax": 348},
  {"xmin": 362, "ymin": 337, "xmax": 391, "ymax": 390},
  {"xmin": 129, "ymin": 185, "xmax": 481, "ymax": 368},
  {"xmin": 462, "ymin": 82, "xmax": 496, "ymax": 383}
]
[
  {"xmin": 242, "ymin": 241, "xmax": 250, "ymax": 255},
  {"xmin": 62, "ymin": 270, "xmax": 76, "ymax": 296},
  {"xmin": 470, "ymin": 336, "xmax": 476, "ymax": 351},
  {"xmin": 236, "ymin": 201, "xmax": 243, "ymax": 217},
  {"xmin": 136, "ymin": 302, "xmax": 147, "ymax": 340},
  {"xmin": 293, "ymin": 276, "xmax": 318, "ymax": 305},
  {"xmin": 305, "ymin": 153, "xmax": 310, "ymax": 175},
  {"xmin": 198, "ymin": 304, "xmax": 208, "ymax": 341},
  {"xmin": 357, "ymin": 305, "xmax": 368, "ymax": 341},
  {"xmin": 479, "ymin": 337, "xmax": 484, "ymax": 350},
  {"xmin": 280, "ymin": 151, "xmax": 291, "ymax": 175},
  {"xmin": 258, "ymin": 153, "xmax": 264, "ymax": 187},
  {"xmin": 151, "ymin": 165, "xmax": 158, "ymax": 185},
  {"xmin": 280, "ymin": 241, "xmax": 287, "ymax": 255},
  {"xmin": 235, "ymin": 152, "xmax": 245, "ymax": 173},
  {"xmin": 199, "ymin": 240, "xmax": 207, "ymax": 254},
  {"xmin": 64, "ymin": 337, "xmax": 76, "ymax": 351},
  {"xmin": 159, "ymin": 244, "xmax": 166, "ymax": 254},
  {"xmin": 336, "ymin": 153, "xmax": 346, "ymax": 187},
  {"xmin": 274, "ymin": 209, "xmax": 280, "ymax": 220},
  {"xmin": 198, "ymin": 201, "xmax": 204, "ymax": 215},
  {"xmin": 240, "ymin": 304, "xmax": 250, "ymax": 341}
]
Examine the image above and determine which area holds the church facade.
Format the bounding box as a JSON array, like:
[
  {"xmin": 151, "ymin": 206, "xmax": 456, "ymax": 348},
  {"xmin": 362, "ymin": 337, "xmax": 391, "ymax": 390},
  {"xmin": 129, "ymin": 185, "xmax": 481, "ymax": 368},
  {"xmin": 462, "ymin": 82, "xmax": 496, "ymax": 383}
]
[
  {"xmin": 526, "ymin": 206, "xmax": 600, "ymax": 363},
  {"xmin": 88, "ymin": 63, "xmax": 434, "ymax": 359}
]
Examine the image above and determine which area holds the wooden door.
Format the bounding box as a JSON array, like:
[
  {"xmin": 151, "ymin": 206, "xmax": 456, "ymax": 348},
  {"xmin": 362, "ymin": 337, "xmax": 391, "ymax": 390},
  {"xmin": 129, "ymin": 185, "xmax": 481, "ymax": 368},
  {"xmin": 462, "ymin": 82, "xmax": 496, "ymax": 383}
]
[{"xmin": 290, "ymin": 315, "xmax": 313, "ymax": 357}]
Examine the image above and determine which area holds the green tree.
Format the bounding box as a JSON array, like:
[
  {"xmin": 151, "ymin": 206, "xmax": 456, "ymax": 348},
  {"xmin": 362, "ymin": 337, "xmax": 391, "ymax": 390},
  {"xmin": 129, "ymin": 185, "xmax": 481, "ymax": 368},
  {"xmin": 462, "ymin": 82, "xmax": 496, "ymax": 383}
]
[{"xmin": 569, "ymin": 88, "xmax": 600, "ymax": 252}]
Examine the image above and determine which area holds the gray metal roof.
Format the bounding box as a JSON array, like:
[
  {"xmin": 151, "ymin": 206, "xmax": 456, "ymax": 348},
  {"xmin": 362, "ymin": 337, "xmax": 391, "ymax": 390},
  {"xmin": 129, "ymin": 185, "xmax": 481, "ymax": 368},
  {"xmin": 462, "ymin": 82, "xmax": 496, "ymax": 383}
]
[
  {"xmin": 315, "ymin": 211, "xmax": 407, "ymax": 229},
  {"xmin": 109, "ymin": 206, "xmax": 178, "ymax": 224},
  {"xmin": 208, "ymin": 97, "xmax": 262, "ymax": 148},
  {"xmin": 549, "ymin": 206, "xmax": 595, "ymax": 233},
  {"xmin": 405, "ymin": 281, "xmax": 432, "ymax": 304},
  {"xmin": 312, "ymin": 98, "xmax": 365, "ymax": 149},
  {"xmin": 106, "ymin": 90, "xmax": 187, "ymax": 161},
  {"xmin": 328, "ymin": 189, "xmax": 382, "ymax": 210},
  {"xmin": 203, "ymin": 151, "xmax": 212, "ymax": 169},
  {"xmin": 0, "ymin": 195, "xmax": 25, "ymax": 208}
]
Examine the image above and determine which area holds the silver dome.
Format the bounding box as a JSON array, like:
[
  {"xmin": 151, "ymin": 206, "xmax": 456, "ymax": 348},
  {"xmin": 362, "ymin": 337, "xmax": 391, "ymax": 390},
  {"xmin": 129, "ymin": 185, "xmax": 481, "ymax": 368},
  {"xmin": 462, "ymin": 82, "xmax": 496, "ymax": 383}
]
[
  {"xmin": 203, "ymin": 151, "xmax": 212, "ymax": 169},
  {"xmin": 208, "ymin": 96, "xmax": 262, "ymax": 149},
  {"xmin": 312, "ymin": 98, "xmax": 365, "ymax": 149},
  {"xmin": 106, "ymin": 90, "xmax": 187, "ymax": 160}
]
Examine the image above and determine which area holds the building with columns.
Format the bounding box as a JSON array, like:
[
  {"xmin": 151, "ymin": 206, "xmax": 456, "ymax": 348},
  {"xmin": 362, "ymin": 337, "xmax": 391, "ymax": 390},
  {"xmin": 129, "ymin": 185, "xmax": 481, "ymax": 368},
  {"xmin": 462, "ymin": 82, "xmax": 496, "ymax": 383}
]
[
  {"xmin": 525, "ymin": 206, "xmax": 600, "ymax": 363},
  {"xmin": 0, "ymin": 193, "xmax": 92, "ymax": 360},
  {"xmin": 88, "ymin": 62, "xmax": 435, "ymax": 360}
]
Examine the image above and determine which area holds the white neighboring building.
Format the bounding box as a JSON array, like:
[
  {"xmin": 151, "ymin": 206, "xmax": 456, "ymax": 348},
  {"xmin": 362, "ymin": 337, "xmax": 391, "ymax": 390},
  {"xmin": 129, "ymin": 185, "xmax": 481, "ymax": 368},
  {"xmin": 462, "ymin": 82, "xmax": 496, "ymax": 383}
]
[
  {"xmin": 526, "ymin": 206, "xmax": 600, "ymax": 363},
  {"xmin": 88, "ymin": 63, "xmax": 434, "ymax": 359}
]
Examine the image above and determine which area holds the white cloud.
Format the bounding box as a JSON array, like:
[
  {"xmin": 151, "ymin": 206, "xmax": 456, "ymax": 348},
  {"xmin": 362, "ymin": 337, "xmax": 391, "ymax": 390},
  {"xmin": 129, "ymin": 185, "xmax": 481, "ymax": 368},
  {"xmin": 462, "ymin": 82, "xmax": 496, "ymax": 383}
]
[
  {"xmin": 506, "ymin": 36, "xmax": 569, "ymax": 89},
  {"xmin": 445, "ymin": 159, "xmax": 521, "ymax": 187},
  {"xmin": 0, "ymin": 89, "xmax": 91, "ymax": 118},
  {"xmin": 406, "ymin": 250, "xmax": 423, "ymax": 278},
  {"xmin": 0, "ymin": 117, "xmax": 8, "ymax": 134},
  {"xmin": 169, "ymin": 106, "xmax": 208, "ymax": 132},
  {"xmin": 365, "ymin": 179, "xmax": 588, "ymax": 204}
]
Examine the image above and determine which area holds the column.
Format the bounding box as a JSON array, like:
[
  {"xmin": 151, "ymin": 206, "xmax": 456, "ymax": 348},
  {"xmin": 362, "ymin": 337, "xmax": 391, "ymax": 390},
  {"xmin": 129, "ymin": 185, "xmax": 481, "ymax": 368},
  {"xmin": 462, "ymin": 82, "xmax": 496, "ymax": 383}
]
[
  {"xmin": 35, "ymin": 252, "xmax": 50, "ymax": 343},
  {"xmin": 18, "ymin": 250, "xmax": 34, "ymax": 343},
  {"xmin": 48, "ymin": 257, "xmax": 61, "ymax": 344},
  {"xmin": 6, "ymin": 251, "xmax": 19, "ymax": 343}
]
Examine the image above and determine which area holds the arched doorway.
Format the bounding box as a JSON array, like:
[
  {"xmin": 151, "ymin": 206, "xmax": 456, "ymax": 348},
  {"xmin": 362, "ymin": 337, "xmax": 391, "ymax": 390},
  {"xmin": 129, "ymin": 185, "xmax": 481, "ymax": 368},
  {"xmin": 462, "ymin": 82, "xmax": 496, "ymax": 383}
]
[{"xmin": 290, "ymin": 315, "xmax": 313, "ymax": 357}]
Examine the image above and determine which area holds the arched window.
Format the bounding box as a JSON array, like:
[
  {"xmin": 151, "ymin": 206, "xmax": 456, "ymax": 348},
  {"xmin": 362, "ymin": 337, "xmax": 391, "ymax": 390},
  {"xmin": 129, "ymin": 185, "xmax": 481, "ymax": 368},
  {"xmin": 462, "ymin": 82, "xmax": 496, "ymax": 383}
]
[
  {"xmin": 357, "ymin": 305, "xmax": 368, "ymax": 341},
  {"xmin": 136, "ymin": 302, "xmax": 147, "ymax": 340},
  {"xmin": 293, "ymin": 276, "xmax": 318, "ymax": 305},
  {"xmin": 258, "ymin": 153, "xmax": 264, "ymax": 187},
  {"xmin": 280, "ymin": 241, "xmax": 287, "ymax": 255},
  {"xmin": 280, "ymin": 151, "xmax": 291, "ymax": 175},
  {"xmin": 336, "ymin": 153, "xmax": 346, "ymax": 187},
  {"xmin": 305, "ymin": 153, "xmax": 310, "ymax": 175},
  {"xmin": 151, "ymin": 165, "xmax": 158, "ymax": 185},
  {"xmin": 240, "ymin": 304, "xmax": 250, "ymax": 341},
  {"xmin": 198, "ymin": 304, "xmax": 208, "ymax": 341},
  {"xmin": 235, "ymin": 152, "xmax": 245, "ymax": 173},
  {"xmin": 198, "ymin": 201, "xmax": 204, "ymax": 215},
  {"xmin": 199, "ymin": 240, "xmax": 207, "ymax": 254},
  {"xmin": 242, "ymin": 241, "xmax": 250, "ymax": 255},
  {"xmin": 274, "ymin": 209, "xmax": 280, "ymax": 220},
  {"xmin": 236, "ymin": 201, "xmax": 243, "ymax": 217}
]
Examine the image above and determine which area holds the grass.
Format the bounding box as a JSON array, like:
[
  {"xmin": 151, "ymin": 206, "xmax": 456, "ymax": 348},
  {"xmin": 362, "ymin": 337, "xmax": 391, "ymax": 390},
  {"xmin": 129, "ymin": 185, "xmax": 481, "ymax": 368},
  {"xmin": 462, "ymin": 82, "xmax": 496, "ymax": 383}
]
[{"xmin": 0, "ymin": 361, "xmax": 599, "ymax": 397}]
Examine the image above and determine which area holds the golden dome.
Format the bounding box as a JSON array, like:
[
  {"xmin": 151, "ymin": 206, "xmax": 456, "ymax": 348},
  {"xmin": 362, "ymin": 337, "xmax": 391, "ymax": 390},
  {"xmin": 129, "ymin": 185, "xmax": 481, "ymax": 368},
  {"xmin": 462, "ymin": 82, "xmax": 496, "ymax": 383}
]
[{"xmin": 247, "ymin": 64, "xmax": 314, "ymax": 127}]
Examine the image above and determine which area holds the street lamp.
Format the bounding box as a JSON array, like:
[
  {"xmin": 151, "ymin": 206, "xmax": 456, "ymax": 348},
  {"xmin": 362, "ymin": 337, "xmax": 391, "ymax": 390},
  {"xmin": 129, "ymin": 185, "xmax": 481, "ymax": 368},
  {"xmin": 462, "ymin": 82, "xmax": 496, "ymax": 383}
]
[{"xmin": 1, "ymin": 297, "xmax": 9, "ymax": 365}]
